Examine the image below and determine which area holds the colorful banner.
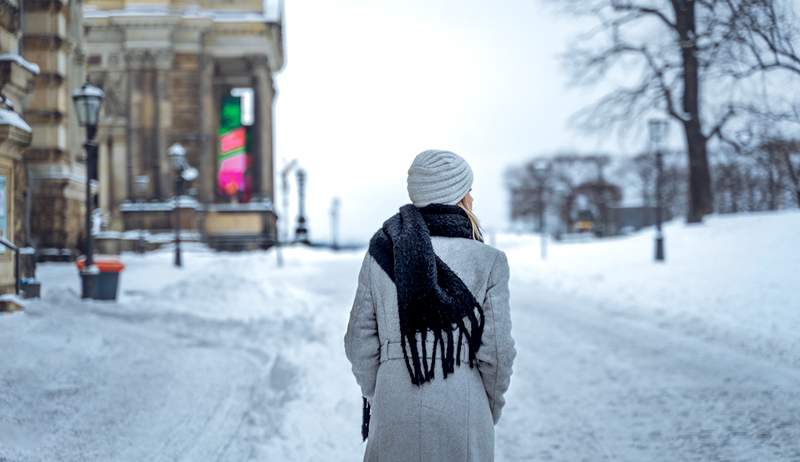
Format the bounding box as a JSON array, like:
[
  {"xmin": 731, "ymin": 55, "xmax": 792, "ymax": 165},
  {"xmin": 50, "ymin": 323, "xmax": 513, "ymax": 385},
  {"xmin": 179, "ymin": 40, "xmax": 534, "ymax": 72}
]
[{"xmin": 217, "ymin": 95, "xmax": 252, "ymax": 200}]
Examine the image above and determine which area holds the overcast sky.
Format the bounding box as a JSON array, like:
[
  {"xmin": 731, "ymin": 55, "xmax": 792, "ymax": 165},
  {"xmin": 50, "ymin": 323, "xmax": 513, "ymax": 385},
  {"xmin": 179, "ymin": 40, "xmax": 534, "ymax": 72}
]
[{"xmin": 274, "ymin": 0, "xmax": 624, "ymax": 244}]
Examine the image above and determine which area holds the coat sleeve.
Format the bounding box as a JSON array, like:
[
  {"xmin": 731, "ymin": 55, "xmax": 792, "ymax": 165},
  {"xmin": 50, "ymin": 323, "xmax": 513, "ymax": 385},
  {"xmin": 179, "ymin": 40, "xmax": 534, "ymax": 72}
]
[
  {"xmin": 476, "ymin": 250, "xmax": 516, "ymax": 424},
  {"xmin": 344, "ymin": 253, "xmax": 381, "ymax": 400}
]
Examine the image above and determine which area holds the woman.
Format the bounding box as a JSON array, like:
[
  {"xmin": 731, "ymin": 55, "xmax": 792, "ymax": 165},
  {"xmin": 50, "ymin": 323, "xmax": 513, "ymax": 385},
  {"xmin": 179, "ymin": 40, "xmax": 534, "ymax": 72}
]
[{"xmin": 344, "ymin": 150, "xmax": 516, "ymax": 462}]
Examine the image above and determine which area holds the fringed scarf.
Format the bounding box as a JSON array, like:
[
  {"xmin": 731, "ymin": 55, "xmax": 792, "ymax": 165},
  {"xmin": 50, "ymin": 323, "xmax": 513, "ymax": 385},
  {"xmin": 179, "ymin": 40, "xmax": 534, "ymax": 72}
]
[{"xmin": 360, "ymin": 204, "xmax": 485, "ymax": 440}]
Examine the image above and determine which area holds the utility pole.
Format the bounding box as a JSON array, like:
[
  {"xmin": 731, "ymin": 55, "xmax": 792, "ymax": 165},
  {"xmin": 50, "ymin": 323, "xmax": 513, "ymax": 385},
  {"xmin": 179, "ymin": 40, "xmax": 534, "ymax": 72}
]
[
  {"xmin": 330, "ymin": 197, "xmax": 340, "ymax": 251},
  {"xmin": 277, "ymin": 159, "xmax": 298, "ymax": 267}
]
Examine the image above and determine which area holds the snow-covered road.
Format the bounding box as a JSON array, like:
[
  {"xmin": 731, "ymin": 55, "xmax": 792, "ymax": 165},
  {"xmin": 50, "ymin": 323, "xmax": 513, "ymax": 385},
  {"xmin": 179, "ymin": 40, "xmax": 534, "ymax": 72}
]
[
  {"xmin": 500, "ymin": 282, "xmax": 800, "ymax": 461},
  {"xmin": 1, "ymin": 211, "xmax": 798, "ymax": 461}
]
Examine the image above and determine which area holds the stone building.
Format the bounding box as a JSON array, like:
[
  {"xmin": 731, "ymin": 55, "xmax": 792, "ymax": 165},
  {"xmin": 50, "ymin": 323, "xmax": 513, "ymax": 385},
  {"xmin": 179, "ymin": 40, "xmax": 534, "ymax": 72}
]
[
  {"xmin": 0, "ymin": 1, "xmax": 38, "ymax": 296},
  {"xmin": 23, "ymin": 0, "xmax": 88, "ymax": 260},
  {"xmin": 83, "ymin": 0, "xmax": 284, "ymax": 250}
]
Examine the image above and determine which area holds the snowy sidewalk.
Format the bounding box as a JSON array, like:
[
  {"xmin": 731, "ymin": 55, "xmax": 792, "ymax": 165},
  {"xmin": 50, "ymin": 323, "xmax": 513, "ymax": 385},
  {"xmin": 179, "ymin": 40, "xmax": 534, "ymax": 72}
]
[{"xmin": 1, "ymin": 249, "xmax": 368, "ymax": 461}]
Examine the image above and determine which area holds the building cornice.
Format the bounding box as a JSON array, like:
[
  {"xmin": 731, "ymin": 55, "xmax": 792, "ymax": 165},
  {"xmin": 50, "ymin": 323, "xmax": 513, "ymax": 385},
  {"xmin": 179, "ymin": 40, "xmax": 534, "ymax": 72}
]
[
  {"xmin": 24, "ymin": 0, "xmax": 68, "ymax": 13},
  {"xmin": 22, "ymin": 35, "xmax": 72, "ymax": 52}
]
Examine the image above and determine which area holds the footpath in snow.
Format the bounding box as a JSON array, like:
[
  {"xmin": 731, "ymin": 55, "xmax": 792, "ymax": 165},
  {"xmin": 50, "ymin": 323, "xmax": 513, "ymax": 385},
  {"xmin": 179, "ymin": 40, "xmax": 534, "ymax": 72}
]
[{"xmin": 1, "ymin": 210, "xmax": 798, "ymax": 461}]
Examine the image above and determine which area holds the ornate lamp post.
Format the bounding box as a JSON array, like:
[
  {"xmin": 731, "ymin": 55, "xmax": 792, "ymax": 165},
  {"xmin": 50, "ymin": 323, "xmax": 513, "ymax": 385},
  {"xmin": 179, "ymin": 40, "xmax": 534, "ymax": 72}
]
[
  {"xmin": 294, "ymin": 168, "xmax": 310, "ymax": 244},
  {"xmin": 72, "ymin": 82, "xmax": 105, "ymax": 298},
  {"xmin": 648, "ymin": 118, "xmax": 669, "ymax": 262},
  {"xmin": 168, "ymin": 143, "xmax": 198, "ymax": 268}
]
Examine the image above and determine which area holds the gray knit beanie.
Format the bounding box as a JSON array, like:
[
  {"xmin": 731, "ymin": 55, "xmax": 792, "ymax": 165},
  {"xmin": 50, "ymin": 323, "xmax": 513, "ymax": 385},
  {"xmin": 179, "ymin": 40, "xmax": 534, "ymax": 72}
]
[{"xmin": 407, "ymin": 150, "xmax": 474, "ymax": 207}]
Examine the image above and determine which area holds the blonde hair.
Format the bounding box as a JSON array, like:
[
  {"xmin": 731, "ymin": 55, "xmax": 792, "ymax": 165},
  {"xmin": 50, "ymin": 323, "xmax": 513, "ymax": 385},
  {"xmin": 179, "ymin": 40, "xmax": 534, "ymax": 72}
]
[{"xmin": 457, "ymin": 200, "xmax": 483, "ymax": 241}]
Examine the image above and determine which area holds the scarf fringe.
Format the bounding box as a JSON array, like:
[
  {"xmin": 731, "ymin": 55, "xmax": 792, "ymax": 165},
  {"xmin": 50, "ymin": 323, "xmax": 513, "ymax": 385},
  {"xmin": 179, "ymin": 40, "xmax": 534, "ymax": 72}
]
[{"xmin": 401, "ymin": 302, "xmax": 485, "ymax": 386}]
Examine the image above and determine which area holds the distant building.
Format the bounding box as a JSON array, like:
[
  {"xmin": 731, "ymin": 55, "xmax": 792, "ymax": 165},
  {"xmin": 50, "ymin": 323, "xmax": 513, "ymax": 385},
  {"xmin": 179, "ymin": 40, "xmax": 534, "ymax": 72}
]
[
  {"xmin": 82, "ymin": 0, "xmax": 284, "ymax": 250},
  {"xmin": 607, "ymin": 205, "xmax": 671, "ymax": 235}
]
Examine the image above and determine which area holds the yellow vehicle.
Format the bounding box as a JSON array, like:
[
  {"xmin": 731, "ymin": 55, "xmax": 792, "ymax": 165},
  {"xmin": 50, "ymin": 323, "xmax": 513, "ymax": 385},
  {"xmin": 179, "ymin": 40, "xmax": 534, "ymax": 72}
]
[{"xmin": 575, "ymin": 210, "xmax": 595, "ymax": 233}]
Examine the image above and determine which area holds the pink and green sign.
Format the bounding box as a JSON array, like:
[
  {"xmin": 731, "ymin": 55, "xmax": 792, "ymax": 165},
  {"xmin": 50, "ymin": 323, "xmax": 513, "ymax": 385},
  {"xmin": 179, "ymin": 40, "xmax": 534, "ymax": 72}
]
[{"xmin": 217, "ymin": 95, "xmax": 252, "ymax": 200}]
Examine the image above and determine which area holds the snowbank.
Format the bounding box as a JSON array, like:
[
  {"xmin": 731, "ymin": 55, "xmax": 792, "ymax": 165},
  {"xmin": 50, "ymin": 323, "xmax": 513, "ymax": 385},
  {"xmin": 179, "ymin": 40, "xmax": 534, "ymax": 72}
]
[{"xmin": 497, "ymin": 210, "xmax": 800, "ymax": 365}]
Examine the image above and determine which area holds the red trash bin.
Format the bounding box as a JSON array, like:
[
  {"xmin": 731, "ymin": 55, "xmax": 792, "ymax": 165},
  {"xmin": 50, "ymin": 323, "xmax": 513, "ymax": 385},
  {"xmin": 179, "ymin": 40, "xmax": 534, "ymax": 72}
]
[{"xmin": 76, "ymin": 257, "xmax": 125, "ymax": 301}]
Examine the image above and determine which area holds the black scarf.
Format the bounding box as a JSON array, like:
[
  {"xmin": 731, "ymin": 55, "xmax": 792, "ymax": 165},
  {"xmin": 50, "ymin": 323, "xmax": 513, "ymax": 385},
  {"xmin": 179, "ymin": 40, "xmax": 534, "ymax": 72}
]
[{"xmin": 368, "ymin": 204, "xmax": 485, "ymax": 385}]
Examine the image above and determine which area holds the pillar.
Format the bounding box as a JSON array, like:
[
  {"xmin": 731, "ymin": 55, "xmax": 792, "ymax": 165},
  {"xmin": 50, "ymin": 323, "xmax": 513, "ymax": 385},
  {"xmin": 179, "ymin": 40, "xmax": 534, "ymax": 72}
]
[
  {"xmin": 198, "ymin": 55, "xmax": 215, "ymax": 203},
  {"xmin": 253, "ymin": 57, "xmax": 274, "ymax": 201}
]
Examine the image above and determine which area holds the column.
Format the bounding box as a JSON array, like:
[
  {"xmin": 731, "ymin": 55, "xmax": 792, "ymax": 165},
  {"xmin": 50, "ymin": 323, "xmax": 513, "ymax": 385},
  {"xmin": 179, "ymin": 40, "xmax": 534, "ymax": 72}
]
[
  {"xmin": 198, "ymin": 54, "xmax": 215, "ymax": 203},
  {"xmin": 253, "ymin": 57, "xmax": 275, "ymax": 201},
  {"xmin": 155, "ymin": 50, "xmax": 173, "ymax": 198}
]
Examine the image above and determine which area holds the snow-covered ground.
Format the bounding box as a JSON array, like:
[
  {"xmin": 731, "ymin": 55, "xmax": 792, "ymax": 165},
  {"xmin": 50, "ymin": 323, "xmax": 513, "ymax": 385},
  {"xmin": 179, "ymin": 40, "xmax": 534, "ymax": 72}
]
[
  {"xmin": 1, "ymin": 210, "xmax": 798, "ymax": 461},
  {"xmin": 498, "ymin": 210, "xmax": 800, "ymax": 367}
]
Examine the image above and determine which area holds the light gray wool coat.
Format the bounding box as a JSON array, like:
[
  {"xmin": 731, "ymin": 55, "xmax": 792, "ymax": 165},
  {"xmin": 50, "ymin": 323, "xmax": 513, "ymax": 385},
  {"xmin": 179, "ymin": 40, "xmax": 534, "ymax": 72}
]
[{"xmin": 344, "ymin": 236, "xmax": 516, "ymax": 462}]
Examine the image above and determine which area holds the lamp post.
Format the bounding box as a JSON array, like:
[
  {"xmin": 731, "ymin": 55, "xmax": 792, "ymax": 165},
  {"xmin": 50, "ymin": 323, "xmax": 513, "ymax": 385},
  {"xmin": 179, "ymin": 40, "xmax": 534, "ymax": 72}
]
[
  {"xmin": 168, "ymin": 143, "xmax": 198, "ymax": 268},
  {"xmin": 72, "ymin": 82, "xmax": 105, "ymax": 299},
  {"xmin": 295, "ymin": 168, "xmax": 309, "ymax": 244},
  {"xmin": 648, "ymin": 118, "xmax": 669, "ymax": 262}
]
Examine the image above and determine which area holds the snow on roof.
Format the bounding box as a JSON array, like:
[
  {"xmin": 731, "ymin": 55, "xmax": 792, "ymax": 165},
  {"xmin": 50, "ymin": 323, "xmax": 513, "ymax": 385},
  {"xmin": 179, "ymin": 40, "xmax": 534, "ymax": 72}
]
[
  {"xmin": 0, "ymin": 294, "xmax": 25, "ymax": 308},
  {"xmin": 120, "ymin": 196, "xmax": 200, "ymax": 212},
  {"xmin": 84, "ymin": 1, "xmax": 281, "ymax": 23},
  {"xmin": 0, "ymin": 53, "xmax": 40, "ymax": 75},
  {"xmin": 262, "ymin": 0, "xmax": 281, "ymax": 22},
  {"xmin": 0, "ymin": 108, "xmax": 32, "ymax": 133}
]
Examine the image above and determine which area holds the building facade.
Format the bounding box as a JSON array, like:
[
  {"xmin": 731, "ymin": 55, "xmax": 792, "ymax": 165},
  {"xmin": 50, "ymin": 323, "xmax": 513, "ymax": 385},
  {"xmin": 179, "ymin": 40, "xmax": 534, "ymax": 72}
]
[
  {"xmin": 23, "ymin": 0, "xmax": 88, "ymax": 260},
  {"xmin": 83, "ymin": 0, "xmax": 284, "ymax": 250},
  {"xmin": 0, "ymin": 1, "xmax": 38, "ymax": 295}
]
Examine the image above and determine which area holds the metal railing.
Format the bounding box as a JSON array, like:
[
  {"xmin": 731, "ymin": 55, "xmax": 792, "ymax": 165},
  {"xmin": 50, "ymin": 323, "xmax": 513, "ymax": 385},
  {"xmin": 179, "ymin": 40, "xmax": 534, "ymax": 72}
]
[{"xmin": 0, "ymin": 237, "xmax": 20, "ymax": 295}]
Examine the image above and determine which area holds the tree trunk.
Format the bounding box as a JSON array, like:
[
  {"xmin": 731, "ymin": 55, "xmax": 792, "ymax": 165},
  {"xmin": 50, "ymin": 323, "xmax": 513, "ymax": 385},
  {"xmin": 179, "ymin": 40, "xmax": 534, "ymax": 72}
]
[
  {"xmin": 683, "ymin": 119, "xmax": 713, "ymax": 222},
  {"xmin": 783, "ymin": 151, "xmax": 800, "ymax": 208},
  {"xmin": 674, "ymin": 0, "xmax": 713, "ymax": 223}
]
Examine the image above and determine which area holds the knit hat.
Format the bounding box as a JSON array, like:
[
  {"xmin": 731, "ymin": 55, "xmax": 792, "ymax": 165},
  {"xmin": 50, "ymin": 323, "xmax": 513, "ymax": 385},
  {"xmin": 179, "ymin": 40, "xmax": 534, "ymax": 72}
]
[{"xmin": 407, "ymin": 150, "xmax": 474, "ymax": 207}]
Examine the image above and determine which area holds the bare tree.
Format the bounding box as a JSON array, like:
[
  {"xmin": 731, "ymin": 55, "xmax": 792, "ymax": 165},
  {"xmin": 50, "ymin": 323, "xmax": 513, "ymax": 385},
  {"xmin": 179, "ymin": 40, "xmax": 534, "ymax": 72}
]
[
  {"xmin": 728, "ymin": 0, "xmax": 800, "ymax": 79},
  {"xmin": 761, "ymin": 137, "xmax": 800, "ymax": 207},
  {"xmin": 553, "ymin": 0, "xmax": 767, "ymax": 223}
]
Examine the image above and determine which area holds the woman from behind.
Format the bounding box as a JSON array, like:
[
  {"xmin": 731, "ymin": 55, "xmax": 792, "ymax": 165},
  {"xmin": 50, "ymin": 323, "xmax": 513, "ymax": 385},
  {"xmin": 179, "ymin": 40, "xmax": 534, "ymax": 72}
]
[{"xmin": 344, "ymin": 150, "xmax": 516, "ymax": 462}]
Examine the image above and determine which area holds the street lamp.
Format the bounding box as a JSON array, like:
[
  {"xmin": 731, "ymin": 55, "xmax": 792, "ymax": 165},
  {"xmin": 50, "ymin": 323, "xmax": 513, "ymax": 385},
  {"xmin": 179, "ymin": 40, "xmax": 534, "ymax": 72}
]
[
  {"xmin": 648, "ymin": 118, "xmax": 669, "ymax": 262},
  {"xmin": 168, "ymin": 143, "xmax": 198, "ymax": 268},
  {"xmin": 72, "ymin": 82, "xmax": 105, "ymax": 298},
  {"xmin": 295, "ymin": 168, "xmax": 310, "ymax": 244}
]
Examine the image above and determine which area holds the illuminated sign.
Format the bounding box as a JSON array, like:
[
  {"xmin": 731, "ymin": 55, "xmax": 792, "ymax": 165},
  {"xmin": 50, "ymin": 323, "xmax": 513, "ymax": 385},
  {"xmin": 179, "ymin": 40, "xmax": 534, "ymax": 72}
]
[{"xmin": 217, "ymin": 95, "xmax": 252, "ymax": 200}]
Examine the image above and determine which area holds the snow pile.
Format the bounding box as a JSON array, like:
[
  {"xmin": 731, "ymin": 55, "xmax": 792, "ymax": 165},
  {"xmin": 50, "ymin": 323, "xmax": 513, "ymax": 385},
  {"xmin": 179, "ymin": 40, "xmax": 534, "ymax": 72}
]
[
  {"xmin": 3, "ymin": 246, "xmax": 369, "ymax": 461},
  {"xmin": 497, "ymin": 210, "xmax": 800, "ymax": 365}
]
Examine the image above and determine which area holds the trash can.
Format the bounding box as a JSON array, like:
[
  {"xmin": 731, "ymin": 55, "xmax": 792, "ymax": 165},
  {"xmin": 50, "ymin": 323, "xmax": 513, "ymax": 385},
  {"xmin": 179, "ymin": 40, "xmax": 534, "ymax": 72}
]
[{"xmin": 76, "ymin": 257, "xmax": 125, "ymax": 301}]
